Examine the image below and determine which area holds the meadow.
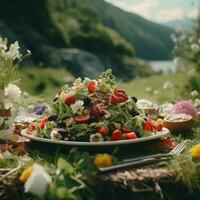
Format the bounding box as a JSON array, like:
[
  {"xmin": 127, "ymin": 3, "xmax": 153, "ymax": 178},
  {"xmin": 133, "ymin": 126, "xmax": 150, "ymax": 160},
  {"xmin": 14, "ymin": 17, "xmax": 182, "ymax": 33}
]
[{"xmin": 19, "ymin": 68, "xmax": 184, "ymax": 104}]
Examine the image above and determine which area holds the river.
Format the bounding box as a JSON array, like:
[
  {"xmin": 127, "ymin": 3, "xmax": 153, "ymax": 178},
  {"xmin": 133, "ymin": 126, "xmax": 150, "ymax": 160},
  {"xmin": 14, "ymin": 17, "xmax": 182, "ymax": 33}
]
[{"xmin": 150, "ymin": 60, "xmax": 177, "ymax": 74}]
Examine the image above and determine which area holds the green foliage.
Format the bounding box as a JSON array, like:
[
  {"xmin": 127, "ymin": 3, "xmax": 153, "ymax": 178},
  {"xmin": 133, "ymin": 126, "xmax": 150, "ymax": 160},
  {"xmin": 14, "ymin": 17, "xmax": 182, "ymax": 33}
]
[
  {"xmin": 47, "ymin": 0, "xmax": 134, "ymax": 57},
  {"xmin": 173, "ymin": 11, "xmax": 200, "ymax": 93}
]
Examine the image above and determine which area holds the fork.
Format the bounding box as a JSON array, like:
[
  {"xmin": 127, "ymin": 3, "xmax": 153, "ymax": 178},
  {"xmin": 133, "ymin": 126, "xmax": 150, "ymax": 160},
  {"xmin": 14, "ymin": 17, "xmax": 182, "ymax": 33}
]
[
  {"xmin": 123, "ymin": 139, "xmax": 189, "ymax": 163},
  {"xmin": 99, "ymin": 140, "xmax": 189, "ymax": 173}
]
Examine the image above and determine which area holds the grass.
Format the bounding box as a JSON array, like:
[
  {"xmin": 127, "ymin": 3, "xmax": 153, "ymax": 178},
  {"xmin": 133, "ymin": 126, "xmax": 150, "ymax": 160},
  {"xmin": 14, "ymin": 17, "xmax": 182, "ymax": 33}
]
[
  {"xmin": 19, "ymin": 68, "xmax": 185, "ymax": 103},
  {"xmin": 120, "ymin": 73, "xmax": 185, "ymax": 103},
  {"xmin": 19, "ymin": 67, "xmax": 74, "ymax": 101}
]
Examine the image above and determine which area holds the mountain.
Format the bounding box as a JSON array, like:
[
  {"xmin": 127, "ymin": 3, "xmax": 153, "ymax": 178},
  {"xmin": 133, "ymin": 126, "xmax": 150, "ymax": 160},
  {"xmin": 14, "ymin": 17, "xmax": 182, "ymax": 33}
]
[
  {"xmin": 164, "ymin": 19, "xmax": 195, "ymax": 32},
  {"xmin": 0, "ymin": 0, "xmax": 173, "ymax": 80},
  {"xmin": 84, "ymin": 0, "xmax": 174, "ymax": 60}
]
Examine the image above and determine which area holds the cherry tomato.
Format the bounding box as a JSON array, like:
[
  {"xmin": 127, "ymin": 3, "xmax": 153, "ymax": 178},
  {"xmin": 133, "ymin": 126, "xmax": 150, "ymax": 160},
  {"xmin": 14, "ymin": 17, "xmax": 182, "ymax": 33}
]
[
  {"xmin": 125, "ymin": 132, "xmax": 137, "ymax": 139},
  {"xmin": 110, "ymin": 130, "xmax": 124, "ymax": 141},
  {"xmin": 88, "ymin": 81, "xmax": 97, "ymax": 93},
  {"xmin": 98, "ymin": 126, "xmax": 109, "ymax": 136},
  {"xmin": 64, "ymin": 96, "xmax": 77, "ymax": 105}
]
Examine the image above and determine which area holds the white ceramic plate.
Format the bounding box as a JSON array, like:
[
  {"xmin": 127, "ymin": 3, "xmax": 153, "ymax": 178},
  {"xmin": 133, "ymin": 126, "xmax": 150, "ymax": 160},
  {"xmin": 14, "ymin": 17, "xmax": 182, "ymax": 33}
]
[{"xmin": 21, "ymin": 128, "xmax": 170, "ymax": 147}]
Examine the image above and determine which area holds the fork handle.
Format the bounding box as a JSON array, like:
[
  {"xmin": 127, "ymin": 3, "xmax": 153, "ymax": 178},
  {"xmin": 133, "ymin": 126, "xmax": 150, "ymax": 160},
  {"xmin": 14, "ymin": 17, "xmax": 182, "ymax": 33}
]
[
  {"xmin": 99, "ymin": 157, "xmax": 158, "ymax": 173},
  {"xmin": 123, "ymin": 153, "xmax": 170, "ymax": 163}
]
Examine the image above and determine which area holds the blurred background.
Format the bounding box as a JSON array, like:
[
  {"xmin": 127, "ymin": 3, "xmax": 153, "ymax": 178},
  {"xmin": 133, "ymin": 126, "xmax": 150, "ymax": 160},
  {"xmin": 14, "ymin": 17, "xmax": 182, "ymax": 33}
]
[{"xmin": 0, "ymin": 0, "xmax": 199, "ymax": 103}]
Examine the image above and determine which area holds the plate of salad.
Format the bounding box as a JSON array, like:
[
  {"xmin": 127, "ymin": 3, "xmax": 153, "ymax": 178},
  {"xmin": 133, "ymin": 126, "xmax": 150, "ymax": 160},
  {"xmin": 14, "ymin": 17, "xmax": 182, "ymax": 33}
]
[{"xmin": 21, "ymin": 70, "xmax": 170, "ymax": 147}]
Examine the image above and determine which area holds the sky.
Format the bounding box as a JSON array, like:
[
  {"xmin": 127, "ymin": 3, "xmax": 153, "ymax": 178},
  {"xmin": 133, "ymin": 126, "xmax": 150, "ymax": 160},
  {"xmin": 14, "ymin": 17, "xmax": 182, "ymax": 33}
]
[{"xmin": 105, "ymin": 0, "xmax": 199, "ymax": 23}]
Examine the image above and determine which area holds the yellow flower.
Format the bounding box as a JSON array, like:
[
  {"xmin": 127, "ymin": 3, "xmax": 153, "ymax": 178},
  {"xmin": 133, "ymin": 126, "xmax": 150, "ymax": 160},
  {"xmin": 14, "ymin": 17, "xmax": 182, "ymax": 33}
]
[
  {"xmin": 94, "ymin": 153, "xmax": 112, "ymax": 168},
  {"xmin": 189, "ymin": 144, "xmax": 200, "ymax": 159},
  {"xmin": 156, "ymin": 119, "xmax": 163, "ymax": 125},
  {"xmin": 19, "ymin": 165, "xmax": 34, "ymax": 182}
]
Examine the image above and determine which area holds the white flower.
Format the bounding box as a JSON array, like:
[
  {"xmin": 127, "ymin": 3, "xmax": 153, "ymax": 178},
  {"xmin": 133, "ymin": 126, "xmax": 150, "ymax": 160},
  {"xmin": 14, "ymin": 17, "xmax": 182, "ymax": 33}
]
[
  {"xmin": 163, "ymin": 81, "xmax": 173, "ymax": 90},
  {"xmin": 5, "ymin": 41, "xmax": 22, "ymax": 60},
  {"xmin": 4, "ymin": 83, "xmax": 21, "ymax": 109},
  {"xmin": 189, "ymin": 37, "xmax": 195, "ymax": 43},
  {"xmin": 90, "ymin": 133, "xmax": 103, "ymax": 142},
  {"xmin": 84, "ymin": 77, "xmax": 91, "ymax": 83},
  {"xmin": 5, "ymin": 83, "xmax": 21, "ymax": 99},
  {"xmin": 173, "ymin": 57, "xmax": 181, "ymax": 66},
  {"xmin": 70, "ymin": 100, "xmax": 84, "ymax": 114},
  {"xmin": 179, "ymin": 34, "xmax": 187, "ymax": 41},
  {"xmin": 50, "ymin": 129, "xmax": 62, "ymax": 140},
  {"xmin": 27, "ymin": 49, "xmax": 31, "ymax": 54},
  {"xmin": 153, "ymin": 90, "xmax": 159, "ymax": 95},
  {"xmin": 191, "ymin": 44, "xmax": 200, "ymax": 52},
  {"xmin": 145, "ymin": 87, "xmax": 152, "ymax": 92},
  {"xmin": 170, "ymin": 34, "xmax": 177, "ymax": 42},
  {"xmin": 24, "ymin": 163, "xmax": 52, "ymax": 198},
  {"xmin": 194, "ymin": 98, "xmax": 200, "ymax": 107},
  {"xmin": 190, "ymin": 90, "xmax": 199, "ymax": 97}
]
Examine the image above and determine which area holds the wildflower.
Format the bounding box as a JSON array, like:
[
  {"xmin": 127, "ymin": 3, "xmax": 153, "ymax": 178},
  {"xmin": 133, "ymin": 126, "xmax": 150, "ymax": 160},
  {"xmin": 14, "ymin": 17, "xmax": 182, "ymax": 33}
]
[
  {"xmin": 179, "ymin": 34, "xmax": 187, "ymax": 41},
  {"xmin": 89, "ymin": 133, "xmax": 103, "ymax": 142},
  {"xmin": 4, "ymin": 83, "xmax": 21, "ymax": 109},
  {"xmin": 8, "ymin": 41, "xmax": 22, "ymax": 59},
  {"xmin": 173, "ymin": 57, "xmax": 181, "ymax": 66},
  {"xmin": 70, "ymin": 100, "xmax": 84, "ymax": 114},
  {"xmin": 153, "ymin": 90, "xmax": 159, "ymax": 95},
  {"xmin": 20, "ymin": 163, "xmax": 52, "ymax": 198},
  {"xmin": 191, "ymin": 44, "xmax": 200, "ymax": 52},
  {"xmin": 189, "ymin": 144, "xmax": 200, "ymax": 159},
  {"xmin": 163, "ymin": 81, "xmax": 173, "ymax": 89},
  {"xmin": 172, "ymin": 101, "xmax": 198, "ymax": 118},
  {"xmin": 194, "ymin": 98, "xmax": 200, "ymax": 107},
  {"xmin": 145, "ymin": 87, "xmax": 152, "ymax": 92},
  {"xmin": 190, "ymin": 90, "xmax": 199, "ymax": 97},
  {"xmin": 19, "ymin": 166, "xmax": 34, "ymax": 182},
  {"xmin": 94, "ymin": 153, "xmax": 112, "ymax": 168},
  {"xmin": 50, "ymin": 129, "xmax": 62, "ymax": 140},
  {"xmin": 189, "ymin": 37, "xmax": 195, "ymax": 43}
]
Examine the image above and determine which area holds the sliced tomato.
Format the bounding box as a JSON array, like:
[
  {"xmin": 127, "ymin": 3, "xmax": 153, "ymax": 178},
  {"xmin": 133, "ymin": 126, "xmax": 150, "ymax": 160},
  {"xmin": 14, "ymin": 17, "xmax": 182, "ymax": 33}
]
[
  {"xmin": 38, "ymin": 121, "xmax": 46, "ymax": 129},
  {"xmin": 110, "ymin": 130, "xmax": 124, "ymax": 141},
  {"xmin": 98, "ymin": 126, "xmax": 109, "ymax": 136},
  {"xmin": 122, "ymin": 127, "xmax": 132, "ymax": 133},
  {"xmin": 28, "ymin": 124, "xmax": 36, "ymax": 132},
  {"xmin": 125, "ymin": 132, "xmax": 137, "ymax": 139},
  {"xmin": 88, "ymin": 81, "xmax": 97, "ymax": 93},
  {"xmin": 143, "ymin": 120, "xmax": 154, "ymax": 132},
  {"xmin": 64, "ymin": 96, "xmax": 77, "ymax": 105},
  {"xmin": 75, "ymin": 114, "xmax": 91, "ymax": 123},
  {"xmin": 109, "ymin": 95, "xmax": 118, "ymax": 104}
]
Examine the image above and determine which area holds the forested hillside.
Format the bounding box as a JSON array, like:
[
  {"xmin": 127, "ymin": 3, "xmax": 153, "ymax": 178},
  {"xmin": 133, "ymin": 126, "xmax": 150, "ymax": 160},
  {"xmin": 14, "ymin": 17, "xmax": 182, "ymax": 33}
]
[{"xmin": 0, "ymin": 0, "xmax": 174, "ymax": 79}]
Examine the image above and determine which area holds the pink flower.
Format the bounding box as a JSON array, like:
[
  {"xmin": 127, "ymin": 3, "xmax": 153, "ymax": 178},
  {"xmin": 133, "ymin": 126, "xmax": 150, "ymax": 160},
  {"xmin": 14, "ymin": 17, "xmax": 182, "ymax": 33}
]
[{"xmin": 172, "ymin": 101, "xmax": 198, "ymax": 118}]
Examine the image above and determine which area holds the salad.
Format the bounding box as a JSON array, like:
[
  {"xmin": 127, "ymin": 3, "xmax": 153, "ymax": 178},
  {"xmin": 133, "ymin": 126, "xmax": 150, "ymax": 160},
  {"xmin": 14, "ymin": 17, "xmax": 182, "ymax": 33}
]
[{"xmin": 27, "ymin": 70, "xmax": 164, "ymax": 142}]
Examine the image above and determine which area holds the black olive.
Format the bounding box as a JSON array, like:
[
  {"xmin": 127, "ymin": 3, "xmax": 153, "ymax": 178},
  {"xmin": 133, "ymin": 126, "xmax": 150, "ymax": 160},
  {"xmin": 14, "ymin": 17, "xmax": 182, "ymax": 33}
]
[
  {"xmin": 89, "ymin": 116, "xmax": 97, "ymax": 123},
  {"xmin": 58, "ymin": 129, "xmax": 68, "ymax": 137},
  {"xmin": 57, "ymin": 122, "xmax": 67, "ymax": 128},
  {"xmin": 48, "ymin": 115, "xmax": 59, "ymax": 121},
  {"xmin": 83, "ymin": 97, "xmax": 92, "ymax": 107},
  {"xmin": 130, "ymin": 109, "xmax": 140, "ymax": 117},
  {"xmin": 131, "ymin": 96, "xmax": 138, "ymax": 103}
]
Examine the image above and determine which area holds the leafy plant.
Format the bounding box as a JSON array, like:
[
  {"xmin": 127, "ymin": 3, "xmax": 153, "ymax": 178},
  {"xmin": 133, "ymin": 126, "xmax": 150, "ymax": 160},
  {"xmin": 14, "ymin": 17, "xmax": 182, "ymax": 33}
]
[{"xmin": 0, "ymin": 38, "xmax": 30, "ymax": 89}]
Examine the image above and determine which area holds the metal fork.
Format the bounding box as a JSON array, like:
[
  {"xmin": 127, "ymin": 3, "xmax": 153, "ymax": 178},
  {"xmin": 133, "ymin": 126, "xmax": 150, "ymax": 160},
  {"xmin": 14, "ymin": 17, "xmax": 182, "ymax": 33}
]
[
  {"xmin": 123, "ymin": 139, "xmax": 189, "ymax": 163},
  {"xmin": 99, "ymin": 140, "xmax": 189, "ymax": 173}
]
